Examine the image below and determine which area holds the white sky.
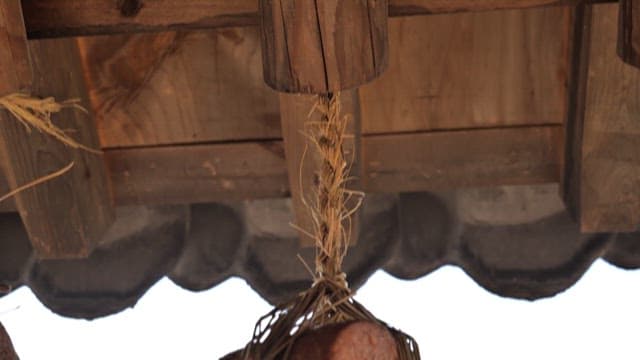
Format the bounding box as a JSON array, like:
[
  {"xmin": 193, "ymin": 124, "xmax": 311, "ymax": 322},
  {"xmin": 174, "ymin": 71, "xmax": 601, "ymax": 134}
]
[{"xmin": 1, "ymin": 259, "xmax": 639, "ymax": 359}]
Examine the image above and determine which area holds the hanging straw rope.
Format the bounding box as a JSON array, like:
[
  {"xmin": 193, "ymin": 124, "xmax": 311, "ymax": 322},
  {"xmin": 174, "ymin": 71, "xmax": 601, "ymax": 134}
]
[
  {"xmin": 0, "ymin": 93, "xmax": 100, "ymax": 203},
  {"xmin": 238, "ymin": 92, "xmax": 420, "ymax": 359}
]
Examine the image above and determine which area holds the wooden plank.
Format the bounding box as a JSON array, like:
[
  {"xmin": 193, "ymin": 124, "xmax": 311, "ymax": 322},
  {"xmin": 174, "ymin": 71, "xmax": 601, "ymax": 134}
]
[
  {"xmin": 618, "ymin": 0, "xmax": 640, "ymax": 67},
  {"xmin": 105, "ymin": 141, "xmax": 290, "ymax": 206},
  {"xmin": 360, "ymin": 6, "xmax": 571, "ymax": 134},
  {"xmin": 22, "ymin": 0, "xmax": 614, "ymax": 39},
  {"xmin": 279, "ymin": 91, "xmax": 361, "ymax": 246},
  {"xmin": 362, "ymin": 126, "xmax": 562, "ymax": 193},
  {"xmin": 79, "ymin": 8, "xmax": 569, "ymax": 149},
  {"xmin": 76, "ymin": 28, "xmax": 280, "ymax": 149},
  {"xmin": 564, "ymin": 3, "xmax": 640, "ymax": 232},
  {"xmin": 0, "ymin": 36, "xmax": 114, "ymax": 258},
  {"xmin": 0, "ymin": 176, "xmax": 16, "ymax": 213}
]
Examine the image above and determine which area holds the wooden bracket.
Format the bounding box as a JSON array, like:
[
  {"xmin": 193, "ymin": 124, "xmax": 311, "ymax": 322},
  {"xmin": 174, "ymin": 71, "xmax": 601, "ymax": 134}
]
[
  {"xmin": 259, "ymin": 0, "xmax": 389, "ymax": 94},
  {"xmin": 0, "ymin": 0, "xmax": 114, "ymax": 259}
]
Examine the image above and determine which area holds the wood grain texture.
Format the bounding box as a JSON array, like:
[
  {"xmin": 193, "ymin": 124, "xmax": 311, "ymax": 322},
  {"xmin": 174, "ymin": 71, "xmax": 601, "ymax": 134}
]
[
  {"xmin": 0, "ymin": 0, "xmax": 31, "ymax": 93},
  {"xmin": 0, "ymin": 38, "xmax": 114, "ymax": 259},
  {"xmin": 618, "ymin": 0, "xmax": 640, "ymax": 67},
  {"xmin": 389, "ymin": 0, "xmax": 610, "ymax": 15},
  {"xmin": 360, "ymin": 6, "xmax": 570, "ymax": 134},
  {"xmin": 566, "ymin": 4, "xmax": 640, "ymax": 232},
  {"xmin": 22, "ymin": 0, "xmax": 259, "ymax": 38},
  {"xmin": 289, "ymin": 321, "xmax": 397, "ymax": 360},
  {"xmin": 363, "ymin": 126, "xmax": 562, "ymax": 193},
  {"xmin": 259, "ymin": 0, "xmax": 389, "ymax": 93},
  {"xmin": 76, "ymin": 28, "xmax": 280, "ymax": 149},
  {"xmin": 1, "ymin": 126, "xmax": 560, "ymax": 211},
  {"xmin": 78, "ymin": 9, "xmax": 569, "ymax": 148},
  {"xmin": 105, "ymin": 141, "xmax": 290, "ymax": 206},
  {"xmin": 21, "ymin": 0, "xmax": 614, "ymax": 39},
  {"xmin": 279, "ymin": 91, "xmax": 361, "ymax": 246}
]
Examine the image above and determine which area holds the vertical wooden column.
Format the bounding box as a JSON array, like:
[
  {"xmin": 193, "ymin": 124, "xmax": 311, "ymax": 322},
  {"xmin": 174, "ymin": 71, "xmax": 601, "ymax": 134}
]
[
  {"xmin": 260, "ymin": 0, "xmax": 389, "ymax": 93},
  {"xmin": 618, "ymin": 0, "xmax": 640, "ymax": 67},
  {"xmin": 564, "ymin": 3, "xmax": 640, "ymax": 233},
  {"xmin": 280, "ymin": 91, "xmax": 361, "ymax": 246},
  {"xmin": 0, "ymin": 0, "xmax": 114, "ymax": 259}
]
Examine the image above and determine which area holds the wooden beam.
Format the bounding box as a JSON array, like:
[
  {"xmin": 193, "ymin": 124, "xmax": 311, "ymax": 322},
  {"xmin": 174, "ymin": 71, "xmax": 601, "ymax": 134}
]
[
  {"xmin": 279, "ymin": 91, "xmax": 362, "ymax": 246},
  {"xmin": 0, "ymin": 126, "xmax": 558, "ymax": 211},
  {"xmin": 259, "ymin": 0, "xmax": 388, "ymax": 93},
  {"xmin": 618, "ymin": 0, "xmax": 640, "ymax": 67},
  {"xmin": 563, "ymin": 3, "xmax": 640, "ymax": 232},
  {"xmin": 0, "ymin": 2, "xmax": 114, "ymax": 258},
  {"xmin": 21, "ymin": 0, "xmax": 615, "ymax": 39},
  {"xmin": 105, "ymin": 141, "xmax": 290, "ymax": 206},
  {"xmin": 363, "ymin": 126, "xmax": 562, "ymax": 193}
]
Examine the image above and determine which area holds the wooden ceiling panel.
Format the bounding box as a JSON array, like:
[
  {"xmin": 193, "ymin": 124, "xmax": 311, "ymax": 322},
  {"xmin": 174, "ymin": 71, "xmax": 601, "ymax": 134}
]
[
  {"xmin": 359, "ymin": 6, "xmax": 571, "ymax": 134},
  {"xmin": 77, "ymin": 27, "xmax": 281, "ymax": 149}
]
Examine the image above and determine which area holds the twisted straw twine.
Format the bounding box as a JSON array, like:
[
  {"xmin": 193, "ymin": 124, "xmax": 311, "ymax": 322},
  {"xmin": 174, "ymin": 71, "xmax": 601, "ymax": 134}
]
[{"xmin": 238, "ymin": 92, "xmax": 420, "ymax": 359}]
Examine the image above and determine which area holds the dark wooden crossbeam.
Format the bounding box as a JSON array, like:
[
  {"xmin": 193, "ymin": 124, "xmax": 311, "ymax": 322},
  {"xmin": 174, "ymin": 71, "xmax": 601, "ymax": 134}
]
[{"xmin": 21, "ymin": 0, "xmax": 615, "ymax": 39}]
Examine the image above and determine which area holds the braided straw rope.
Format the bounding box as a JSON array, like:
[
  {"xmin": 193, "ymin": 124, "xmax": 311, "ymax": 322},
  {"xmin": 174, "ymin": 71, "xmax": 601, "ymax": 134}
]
[{"xmin": 239, "ymin": 93, "xmax": 420, "ymax": 359}]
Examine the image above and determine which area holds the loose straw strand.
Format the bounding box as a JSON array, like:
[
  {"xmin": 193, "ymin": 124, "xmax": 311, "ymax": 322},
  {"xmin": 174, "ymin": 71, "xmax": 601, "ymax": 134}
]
[
  {"xmin": 0, "ymin": 93, "xmax": 101, "ymax": 154},
  {"xmin": 0, "ymin": 162, "xmax": 75, "ymax": 203}
]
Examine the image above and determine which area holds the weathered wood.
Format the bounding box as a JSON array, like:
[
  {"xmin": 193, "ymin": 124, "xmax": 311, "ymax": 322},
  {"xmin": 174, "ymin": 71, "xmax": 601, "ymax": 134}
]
[
  {"xmin": 618, "ymin": 0, "xmax": 640, "ymax": 67},
  {"xmin": 360, "ymin": 6, "xmax": 570, "ymax": 134},
  {"xmin": 279, "ymin": 91, "xmax": 361, "ymax": 246},
  {"xmin": 0, "ymin": 36, "xmax": 114, "ymax": 258},
  {"xmin": 22, "ymin": 0, "xmax": 259, "ymax": 39},
  {"xmin": 0, "ymin": 0, "xmax": 31, "ymax": 93},
  {"xmin": 259, "ymin": 0, "xmax": 389, "ymax": 93},
  {"xmin": 85, "ymin": 126, "xmax": 562, "ymax": 207},
  {"xmin": 564, "ymin": 3, "xmax": 640, "ymax": 232},
  {"xmin": 78, "ymin": 8, "xmax": 568, "ymax": 148},
  {"xmin": 21, "ymin": 0, "xmax": 615, "ymax": 39},
  {"xmin": 105, "ymin": 141, "xmax": 289, "ymax": 206},
  {"xmin": 76, "ymin": 29, "xmax": 280, "ymax": 149},
  {"xmin": 1, "ymin": 126, "xmax": 561, "ymax": 211},
  {"xmin": 363, "ymin": 126, "xmax": 562, "ymax": 193}
]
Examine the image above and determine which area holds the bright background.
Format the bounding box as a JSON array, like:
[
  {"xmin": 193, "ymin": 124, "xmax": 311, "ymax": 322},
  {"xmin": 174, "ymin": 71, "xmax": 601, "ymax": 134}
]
[{"xmin": 1, "ymin": 259, "xmax": 639, "ymax": 359}]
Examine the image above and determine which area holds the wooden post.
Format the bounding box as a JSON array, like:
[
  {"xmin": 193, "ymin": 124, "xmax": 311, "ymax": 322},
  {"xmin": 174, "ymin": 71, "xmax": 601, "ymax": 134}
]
[
  {"xmin": 618, "ymin": 0, "xmax": 640, "ymax": 67},
  {"xmin": 259, "ymin": 0, "xmax": 389, "ymax": 94},
  {"xmin": 280, "ymin": 90, "xmax": 361, "ymax": 246},
  {"xmin": 564, "ymin": 3, "xmax": 640, "ymax": 232},
  {"xmin": 0, "ymin": 0, "xmax": 114, "ymax": 258}
]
